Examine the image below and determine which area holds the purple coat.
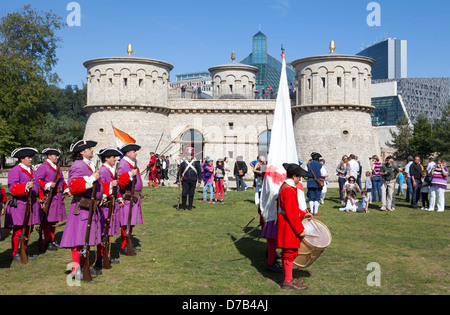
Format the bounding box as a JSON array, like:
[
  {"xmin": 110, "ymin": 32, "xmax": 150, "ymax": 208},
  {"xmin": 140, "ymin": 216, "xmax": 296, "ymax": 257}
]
[
  {"xmin": 36, "ymin": 161, "xmax": 68, "ymax": 223},
  {"xmin": 117, "ymin": 158, "xmax": 143, "ymax": 226},
  {"xmin": 4, "ymin": 165, "xmax": 41, "ymax": 228},
  {"xmin": 99, "ymin": 165, "xmax": 121, "ymax": 236},
  {"xmin": 60, "ymin": 160, "xmax": 103, "ymax": 248}
]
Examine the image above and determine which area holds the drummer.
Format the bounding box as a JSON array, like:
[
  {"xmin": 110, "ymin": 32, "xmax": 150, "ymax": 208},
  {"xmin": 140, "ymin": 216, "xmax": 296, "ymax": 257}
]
[{"xmin": 277, "ymin": 163, "xmax": 313, "ymax": 290}]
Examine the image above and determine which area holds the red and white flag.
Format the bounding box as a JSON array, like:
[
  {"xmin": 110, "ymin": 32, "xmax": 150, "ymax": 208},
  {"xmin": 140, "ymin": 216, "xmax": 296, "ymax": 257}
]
[{"xmin": 259, "ymin": 50, "xmax": 306, "ymax": 223}]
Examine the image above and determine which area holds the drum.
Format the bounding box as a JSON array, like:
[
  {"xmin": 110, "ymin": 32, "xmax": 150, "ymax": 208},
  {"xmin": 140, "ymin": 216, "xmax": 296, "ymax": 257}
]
[{"xmin": 294, "ymin": 219, "xmax": 332, "ymax": 269}]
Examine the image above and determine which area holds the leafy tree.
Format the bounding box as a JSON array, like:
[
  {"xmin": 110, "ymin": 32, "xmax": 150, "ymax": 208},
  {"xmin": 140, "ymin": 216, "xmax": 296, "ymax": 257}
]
[
  {"xmin": 0, "ymin": 5, "xmax": 65, "ymax": 149},
  {"xmin": 385, "ymin": 115, "xmax": 414, "ymax": 161},
  {"xmin": 431, "ymin": 101, "xmax": 450, "ymax": 161},
  {"xmin": 410, "ymin": 114, "xmax": 435, "ymax": 161}
]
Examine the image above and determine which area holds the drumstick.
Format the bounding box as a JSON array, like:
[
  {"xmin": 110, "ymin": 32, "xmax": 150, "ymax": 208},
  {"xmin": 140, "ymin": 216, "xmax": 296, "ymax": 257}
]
[{"xmin": 305, "ymin": 234, "xmax": 319, "ymax": 238}]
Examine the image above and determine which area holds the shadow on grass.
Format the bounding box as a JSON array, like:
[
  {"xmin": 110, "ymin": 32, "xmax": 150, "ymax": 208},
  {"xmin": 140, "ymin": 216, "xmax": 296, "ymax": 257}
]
[{"xmin": 230, "ymin": 226, "xmax": 310, "ymax": 286}]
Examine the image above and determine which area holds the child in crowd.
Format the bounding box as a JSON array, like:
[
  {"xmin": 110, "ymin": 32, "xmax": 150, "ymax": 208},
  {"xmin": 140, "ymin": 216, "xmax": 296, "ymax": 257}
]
[
  {"xmin": 420, "ymin": 170, "xmax": 430, "ymax": 210},
  {"xmin": 397, "ymin": 167, "xmax": 404, "ymax": 196},
  {"xmin": 364, "ymin": 171, "xmax": 372, "ymax": 203},
  {"xmin": 356, "ymin": 190, "xmax": 370, "ymax": 213},
  {"xmin": 339, "ymin": 190, "xmax": 357, "ymax": 212},
  {"xmin": 202, "ymin": 158, "xmax": 215, "ymax": 203}
]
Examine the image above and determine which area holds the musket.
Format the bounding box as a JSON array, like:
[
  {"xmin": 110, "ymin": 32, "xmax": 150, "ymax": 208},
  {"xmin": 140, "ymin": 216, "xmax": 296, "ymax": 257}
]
[
  {"xmin": 126, "ymin": 161, "xmax": 137, "ymax": 256},
  {"xmin": 154, "ymin": 132, "xmax": 164, "ymax": 154},
  {"xmin": 38, "ymin": 160, "xmax": 61, "ymax": 252},
  {"xmin": 81, "ymin": 160, "xmax": 100, "ymax": 282},
  {"xmin": 102, "ymin": 167, "xmax": 118, "ymax": 270},
  {"xmin": 176, "ymin": 164, "xmax": 181, "ymax": 211},
  {"xmin": 159, "ymin": 126, "xmax": 188, "ymax": 156},
  {"xmin": 19, "ymin": 182, "xmax": 34, "ymax": 264}
]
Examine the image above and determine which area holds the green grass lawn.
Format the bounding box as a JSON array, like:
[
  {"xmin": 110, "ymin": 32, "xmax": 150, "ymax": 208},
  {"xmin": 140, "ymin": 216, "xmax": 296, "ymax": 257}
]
[{"xmin": 0, "ymin": 186, "xmax": 448, "ymax": 295}]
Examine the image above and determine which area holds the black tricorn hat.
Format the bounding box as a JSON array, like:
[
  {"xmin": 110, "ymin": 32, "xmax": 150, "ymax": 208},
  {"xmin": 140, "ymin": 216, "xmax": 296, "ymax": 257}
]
[
  {"xmin": 283, "ymin": 163, "xmax": 310, "ymax": 178},
  {"xmin": 310, "ymin": 152, "xmax": 322, "ymax": 159},
  {"xmin": 11, "ymin": 147, "xmax": 39, "ymax": 159},
  {"xmin": 42, "ymin": 148, "xmax": 61, "ymax": 156},
  {"xmin": 120, "ymin": 143, "xmax": 141, "ymax": 154},
  {"xmin": 70, "ymin": 140, "xmax": 98, "ymax": 153},
  {"xmin": 98, "ymin": 148, "xmax": 123, "ymax": 157}
]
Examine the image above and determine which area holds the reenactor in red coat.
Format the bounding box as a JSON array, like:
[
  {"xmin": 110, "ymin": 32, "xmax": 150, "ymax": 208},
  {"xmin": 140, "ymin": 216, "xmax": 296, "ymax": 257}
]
[{"xmin": 277, "ymin": 163, "xmax": 312, "ymax": 290}]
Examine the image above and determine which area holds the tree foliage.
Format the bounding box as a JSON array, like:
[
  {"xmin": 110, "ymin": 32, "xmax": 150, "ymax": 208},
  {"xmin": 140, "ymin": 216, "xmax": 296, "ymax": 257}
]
[
  {"xmin": 0, "ymin": 5, "xmax": 65, "ymax": 147},
  {"xmin": 431, "ymin": 101, "xmax": 450, "ymax": 161},
  {"xmin": 410, "ymin": 114, "xmax": 435, "ymax": 161},
  {"xmin": 385, "ymin": 115, "xmax": 414, "ymax": 161}
]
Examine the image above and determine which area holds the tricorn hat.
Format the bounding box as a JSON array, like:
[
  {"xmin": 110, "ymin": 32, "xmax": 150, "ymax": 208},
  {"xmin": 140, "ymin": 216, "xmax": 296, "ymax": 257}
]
[
  {"xmin": 120, "ymin": 143, "xmax": 141, "ymax": 154},
  {"xmin": 310, "ymin": 152, "xmax": 322, "ymax": 159},
  {"xmin": 70, "ymin": 140, "xmax": 98, "ymax": 153},
  {"xmin": 42, "ymin": 148, "xmax": 61, "ymax": 156},
  {"xmin": 11, "ymin": 147, "xmax": 39, "ymax": 159},
  {"xmin": 283, "ymin": 163, "xmax": 310, "ymax": 178},
  {"xmin": 98, "ymin": 148, "xmax": 123, "ymax": 157}
]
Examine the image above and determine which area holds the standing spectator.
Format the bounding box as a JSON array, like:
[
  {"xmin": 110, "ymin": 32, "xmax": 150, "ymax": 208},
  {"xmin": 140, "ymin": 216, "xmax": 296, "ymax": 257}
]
[
  {"xmin": 181, "ymin": 85, "xmax": 186, "ymax": 98},
  {"xmin": 233, "ymin": 157, "xmax": 247, "ymax": 191},
  {"xmin": 252, "ymin": 156, "xmax": 266, "ymax": 205},
  {"xmin": 364, "ymin": 171, "xmax": 373, "ymax": 203},
  {"xmin": 428, "ymin": 158, "xmax": 448, "ymax": 212},
  {"xmin": 396, "ymin": 167, "xmax": 404, "ymax": 196},
  {"xmin": 426, "ymin": 157, "xmax": 436, "ymax": 173},
  {"xmin": 380, "ymin": 155, "xmax": 400, "ymax": 211},
  {"xmin": 202, "ymin": 158, "xmax": 215, "ymax": 203},
  {"xmin": 409, "ymin": 156, "xmax": 423, "ymax": 209},
  {"xmin": 371, "ymin": 155, "xmax": 383, "ymax": 203},
  {"xmin": 165, "ymin": 156, "xmax": 171, "ymax": 184},
  {"xmin": 348, "ymin": 154, "xmax": 359, "ymax": 178},
  {"xmin": 306, "ymin": 152, "xmax": 326, "ymax": 215},
  {"xmin": 336, "ymin": 155, "xmax": 349, "ymax": 205},
  {"xmin": 404, "ymin": 156, "xmax": 414, "ymax": 202},
  {"xmin": 261, "ymin": 87, "xmax": 266, "ymax": 99},
  {"xmin": 250, "ymin": 157, "xmax": 259, "ymax": 189},
  {"xmin": 214, "ymin": 159, "xmax": 225, "ymax": 203},
  {"xmin": 319, "ymin": 158, "xmax": 329, "ymax": 204},
  {"xmin": 197, "ymin": 84, "xmax": 202, "ymax": 99},
  {"xmin": 420, "ymin": 170, "xmax": 430, "ymax": 210},
  {"xmin": 223, "ymin": 157, "xmax": 231, "ymax": 192}
]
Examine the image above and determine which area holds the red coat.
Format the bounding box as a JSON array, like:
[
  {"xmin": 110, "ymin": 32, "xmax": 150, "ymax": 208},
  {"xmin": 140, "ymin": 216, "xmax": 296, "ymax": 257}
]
[{"xmin": 276, "ymin": 183, "xmax": 306, "ymax": 249}]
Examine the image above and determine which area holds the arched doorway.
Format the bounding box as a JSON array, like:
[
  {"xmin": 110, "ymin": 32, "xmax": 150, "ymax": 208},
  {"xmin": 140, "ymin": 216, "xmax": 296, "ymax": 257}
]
[
  {"xmin": 181, "ymin": 129, "xmax": 204, "ymax": 161},
  {"xmin": 258, "ymin": 130, "xmax": 271, "ymax": 158}
]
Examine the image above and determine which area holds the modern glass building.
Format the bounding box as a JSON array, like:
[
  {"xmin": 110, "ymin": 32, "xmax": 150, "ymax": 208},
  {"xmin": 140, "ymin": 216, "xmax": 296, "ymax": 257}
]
[
  {"xmin": 240, "ymin": 31, "xmax": 296, "ymax": 95},
  {"xmin": 357, "ymin": 38, "xmax": 407, "ymax": 80}
]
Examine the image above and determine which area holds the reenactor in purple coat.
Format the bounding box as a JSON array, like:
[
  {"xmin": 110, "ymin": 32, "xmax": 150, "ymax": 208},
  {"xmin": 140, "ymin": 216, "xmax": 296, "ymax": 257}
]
[
  {"xmin": 36, "ymin": 148, "xmax": 69, "ymax": 251},
  {"xmin": 117, "ymin": 144, "xmax": 144, "ymax": 255},
  {"xmin": 96, "ymin": 148, "xmax": 123, "ymax": 267},
  {"xmin": 60, "ymin": 140, "xmax": 103, "ymax": 280},
  {"xmin": 4, "ymin": 148, "xmax": 41, "ymax": 262}
]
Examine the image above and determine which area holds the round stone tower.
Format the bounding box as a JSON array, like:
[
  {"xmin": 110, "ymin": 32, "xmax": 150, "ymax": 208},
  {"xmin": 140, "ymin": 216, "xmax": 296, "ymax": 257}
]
[
  {"xmin": 208, "ymin": 52, "xmax": 258, "ymax": 99},
  {"xmin": 82, "ymin": 44, "xmax": 174, "ymax": 169},
  {"xmin": 291, "ymin": 41, "xmax": 380, "ymax": 179}
]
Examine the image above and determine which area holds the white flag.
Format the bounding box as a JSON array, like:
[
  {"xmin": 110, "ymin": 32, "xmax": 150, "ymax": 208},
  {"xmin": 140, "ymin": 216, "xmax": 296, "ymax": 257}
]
[{"xmin": 259, "ymin": 50, "xmax": 305, "ymax": 223}]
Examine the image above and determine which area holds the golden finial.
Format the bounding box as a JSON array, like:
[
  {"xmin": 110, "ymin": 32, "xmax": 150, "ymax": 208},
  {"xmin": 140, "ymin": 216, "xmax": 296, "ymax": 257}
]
[
  {"xmin": 329, "ymin": 40, "xmax": 336, "ymax": 53},
  {"xmin": 127, "ymin": 43, "xmax": 133, "ymax": 56},
  {"xmin": 231, "ymin": 51, "xmax": 235, "ymax": 61}
]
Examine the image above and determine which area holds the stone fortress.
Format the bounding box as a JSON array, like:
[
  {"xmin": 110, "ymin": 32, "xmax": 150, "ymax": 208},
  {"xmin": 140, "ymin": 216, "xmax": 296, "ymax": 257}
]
[{"xmin": 83, "ymin": 41, "xmax": 381, "ymax": 180}]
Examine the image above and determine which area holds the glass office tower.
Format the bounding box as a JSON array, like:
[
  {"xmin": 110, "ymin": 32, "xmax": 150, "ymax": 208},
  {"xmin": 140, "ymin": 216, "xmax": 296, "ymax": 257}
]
[
  {"xmin": 241, "ymin": 31, "xmax": 296, "ymax": 95},
  {"xmin": 357, "ymin": 38, "xmax": 407, "ymax": 80}
]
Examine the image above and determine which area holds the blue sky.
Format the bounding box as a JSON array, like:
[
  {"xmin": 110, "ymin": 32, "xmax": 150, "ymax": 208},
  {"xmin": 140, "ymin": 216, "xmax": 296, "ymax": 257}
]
[{"xmin": 1, "ymin": 0, "xmax": 448, "ymax": 87}]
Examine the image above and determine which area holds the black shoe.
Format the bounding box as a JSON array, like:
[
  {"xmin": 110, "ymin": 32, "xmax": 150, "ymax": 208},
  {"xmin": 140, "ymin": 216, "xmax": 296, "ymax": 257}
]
[
  {"xmin": 46, "ymin": 242, "xmax": 59, "ymax": 251},
  {"xmin": 110, "ymin": 258, "xmax": 120, "ymax": 264},
  {"xmin": 266, "ymin": 262, "xmax": 283, "ymax": 274}
]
